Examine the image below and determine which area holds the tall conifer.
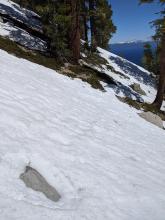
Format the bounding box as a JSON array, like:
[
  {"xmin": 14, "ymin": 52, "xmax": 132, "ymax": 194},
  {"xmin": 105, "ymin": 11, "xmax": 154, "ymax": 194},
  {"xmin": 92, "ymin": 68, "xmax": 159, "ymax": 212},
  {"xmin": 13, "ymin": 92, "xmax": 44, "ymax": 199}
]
[{"xmin": 140, "ymin": 0, "xmax": 165, "ymax": 109}]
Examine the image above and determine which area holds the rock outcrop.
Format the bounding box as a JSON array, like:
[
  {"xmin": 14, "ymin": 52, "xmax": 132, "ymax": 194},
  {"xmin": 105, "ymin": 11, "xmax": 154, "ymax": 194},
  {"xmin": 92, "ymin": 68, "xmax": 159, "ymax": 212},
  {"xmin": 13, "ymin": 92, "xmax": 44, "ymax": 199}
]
[{"xmin": 139, "ymin": 111, "xmax": 163, "ymax": 129}]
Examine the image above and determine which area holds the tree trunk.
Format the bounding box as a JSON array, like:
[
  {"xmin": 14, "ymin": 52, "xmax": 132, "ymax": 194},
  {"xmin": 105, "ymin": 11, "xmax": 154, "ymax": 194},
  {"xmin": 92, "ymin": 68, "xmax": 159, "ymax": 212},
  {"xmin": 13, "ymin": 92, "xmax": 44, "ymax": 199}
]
[
  {"xmin": 153, "ymin": 34, "xmax": 165, "ymax": 109},
  {"xmin": 82, "ymin": 0, "xmax": 88, "ymax": 42},
  {"xmin": 70, "ymin": 0, "xmax": 80, "ymax": 63},
  {"xmin": 89, "ymin": 0, "xmax": 97, "ymax": 50}
]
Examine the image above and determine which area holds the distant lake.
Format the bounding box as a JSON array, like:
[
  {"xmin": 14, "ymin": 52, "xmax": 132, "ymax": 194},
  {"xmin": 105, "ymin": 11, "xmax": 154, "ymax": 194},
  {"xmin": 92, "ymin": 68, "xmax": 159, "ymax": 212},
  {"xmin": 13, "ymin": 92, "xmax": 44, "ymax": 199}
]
[{"xmin": 109, "ymin": 41, "xmax": 157, "ymax": 67}]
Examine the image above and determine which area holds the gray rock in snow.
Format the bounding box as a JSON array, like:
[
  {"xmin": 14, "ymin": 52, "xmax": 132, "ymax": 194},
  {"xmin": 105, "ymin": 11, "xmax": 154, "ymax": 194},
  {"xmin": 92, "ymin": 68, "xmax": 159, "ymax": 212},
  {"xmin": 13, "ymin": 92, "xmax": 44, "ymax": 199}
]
[
  {"xmin": 130, "ymin": 83, "xmax": 146, "ymax": 96},
  {"xmin": 20, "ymin": 166, "xmax": 61, "ymax": 202},
  {"xmin": 139, "ymin": 111, "xmax": 163, "ymax": 129}
]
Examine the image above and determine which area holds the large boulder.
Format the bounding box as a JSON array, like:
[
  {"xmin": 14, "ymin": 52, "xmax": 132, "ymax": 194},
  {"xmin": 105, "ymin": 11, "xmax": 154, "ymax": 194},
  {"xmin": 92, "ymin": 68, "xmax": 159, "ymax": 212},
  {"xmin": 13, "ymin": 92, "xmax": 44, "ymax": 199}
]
[
  {"xmin": 20, "ymin": 166, "xmax": 61, "ymax": 202},
  {"xmin": 139, "ymin": 111, "xmax": 163, "ymax": 129}
]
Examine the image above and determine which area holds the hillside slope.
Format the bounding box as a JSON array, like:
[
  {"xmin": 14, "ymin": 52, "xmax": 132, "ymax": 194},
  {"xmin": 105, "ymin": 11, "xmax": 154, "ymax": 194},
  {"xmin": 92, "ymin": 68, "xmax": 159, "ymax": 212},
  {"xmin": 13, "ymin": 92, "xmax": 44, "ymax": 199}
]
[
  {"xmin": 0, "ymin": 49, "xmax": 165, "ymax": 220},
  {"xmin": 1, "ymin": 0, "xmax": 164, "ymax": 110}
]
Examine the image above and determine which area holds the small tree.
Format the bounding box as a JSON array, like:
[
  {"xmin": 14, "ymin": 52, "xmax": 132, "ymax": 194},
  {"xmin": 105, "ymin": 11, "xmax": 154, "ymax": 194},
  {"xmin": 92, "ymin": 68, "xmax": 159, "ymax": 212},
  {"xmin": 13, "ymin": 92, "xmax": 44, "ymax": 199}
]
[{"xmin": 142, "ymin": 43, "xmax": 154, "ymax": 72}]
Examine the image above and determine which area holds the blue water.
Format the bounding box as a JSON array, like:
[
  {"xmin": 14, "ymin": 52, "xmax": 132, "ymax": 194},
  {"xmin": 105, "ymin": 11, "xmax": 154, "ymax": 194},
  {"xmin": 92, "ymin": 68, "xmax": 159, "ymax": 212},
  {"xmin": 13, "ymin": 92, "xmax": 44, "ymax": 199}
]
[{"xmin": 109, "ymin": 41, "xmax": 156, "ymax": 67}]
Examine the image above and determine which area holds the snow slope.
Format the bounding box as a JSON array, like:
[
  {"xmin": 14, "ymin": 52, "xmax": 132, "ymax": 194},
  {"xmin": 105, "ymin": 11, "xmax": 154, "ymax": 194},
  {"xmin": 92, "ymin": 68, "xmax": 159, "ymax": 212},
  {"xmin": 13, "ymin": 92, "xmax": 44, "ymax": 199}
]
[
  {"xmin": 0, "ymin": 48, "xmax": 165, "ymax": 220},
  {"xmin": 0, "ymin": 0, "xmax": 47, "ymax": 51},
  {"xmin": 0, "ymin": 20, "xmax": 46, "ymax": 50},
  {"xmin": 82, "ymin": 46, "xmax": 158, "ymax": 105},
  {"xmin": 98, "ymin": 47, "xmax": 156, "ymax": 102},
  {"xmin": 0, "ymin": 0, "xmax": 42, "ymax": 30},
  {"xmin": 0, "ymin": 0, "xmax": 163, "ymax": 107}
]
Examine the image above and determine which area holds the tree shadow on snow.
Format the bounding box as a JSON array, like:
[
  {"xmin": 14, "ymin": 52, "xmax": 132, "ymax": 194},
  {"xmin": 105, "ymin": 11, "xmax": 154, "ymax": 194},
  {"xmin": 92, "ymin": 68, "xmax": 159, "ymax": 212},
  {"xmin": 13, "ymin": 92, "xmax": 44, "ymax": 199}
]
[
  {"xmin": 105, "ymin": 83, "xmax": 144, "ymax": 102},
  {"xmin": 9, "ymin": 28, "xmax": 46, "ymax": 51},
  {"xmin": 109, "ymin": 56, "xmax": 156, "ymax": 88},
  {"xmin": 0, "ymin": 3, "xmax": 41, "ymax": 30}
]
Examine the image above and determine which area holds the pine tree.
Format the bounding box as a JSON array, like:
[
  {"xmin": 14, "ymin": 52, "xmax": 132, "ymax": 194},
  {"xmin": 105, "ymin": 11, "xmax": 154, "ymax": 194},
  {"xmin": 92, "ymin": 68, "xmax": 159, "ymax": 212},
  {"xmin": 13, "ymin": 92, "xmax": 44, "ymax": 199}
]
[
  {"xmin": 154, "ymin": 29, "xmax": 165, "ymax": 109},
  {"xmin": 143, "ymin": 43, "xmax": 160, "ymax": 76},
  {"xmin": 70, "ymin": 0, "xmax": 81, "ymax": 62},
  {"xmin": 140, "ymin": 0, "xmax": 165, "ymax": 109},
  {"xmin": 88, "ymin": 0, "xmax": 116, "ymax": 50},
  {"xmin": 33, "ymin": 1, "xmax": 72, "ymax": 58},
  {"xmin": 94, "ymin": 0, "xmax": 116, "ymax": 49},
  {"xmin": 14, "ymin": 0, "xmax": 116, "ymax": 63}
]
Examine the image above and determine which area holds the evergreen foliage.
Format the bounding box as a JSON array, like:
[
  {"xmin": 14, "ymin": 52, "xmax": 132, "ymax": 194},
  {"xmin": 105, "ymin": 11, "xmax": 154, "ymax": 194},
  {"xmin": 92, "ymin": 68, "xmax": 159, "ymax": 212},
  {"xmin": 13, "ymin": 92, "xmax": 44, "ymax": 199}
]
[
  {"xmin": 142, "ymin": 43, "xmax": 158, "ymax": 73},
  {"xmin": 95, "ymin": 0, "xmax": 116, "ymax": 49},
  {"xmin": 14, "ymin": 0, "xmax": 116, "ymax": 61}
]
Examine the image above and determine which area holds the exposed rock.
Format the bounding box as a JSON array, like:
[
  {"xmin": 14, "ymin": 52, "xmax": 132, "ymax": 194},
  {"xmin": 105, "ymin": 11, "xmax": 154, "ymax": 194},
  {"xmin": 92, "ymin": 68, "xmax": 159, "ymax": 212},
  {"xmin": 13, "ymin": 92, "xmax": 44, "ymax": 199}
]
[
  {"xmin": 130, "ymin": 83, "xmax": 146, "ymax": 96},
  {"xmin": 20, "ymin": 166, "xmax": 61, "ymax": 202},
  {"xmin": 76, "ymin": 73, "xmax": 90, "ymax": 80},
  {"xmin": 60, "ymin": 66, "xmax": 74, "ymax": 75},
  {"xmin": 139, "ymin": 111, "xmax": 163, "ymax": 129}
]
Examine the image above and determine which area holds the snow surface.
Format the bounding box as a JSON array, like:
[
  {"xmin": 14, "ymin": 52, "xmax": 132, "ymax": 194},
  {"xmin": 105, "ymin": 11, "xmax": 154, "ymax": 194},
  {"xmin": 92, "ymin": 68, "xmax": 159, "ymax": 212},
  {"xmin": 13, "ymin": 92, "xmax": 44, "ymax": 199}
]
[
  {"xmin": 0, "ymin": 21, "xmax": 47, "ymax": 51},
  {"xmin": 0, "ymin": 49, "xmax": 165, "ymax": 220},
  {"xmin": 0, "ymin": 0, "xmax": 42, "ymax": 30},
  {"xmin": 99, "ymin": 48, "xmax": 165, "ymax": 109},
  {"xmin": 0, "ymin": 0, "xmax": 46, "ymax": 51},
  {"xmin": 98, "ymin": 47, "xmax": 157, "ymax": 101}
]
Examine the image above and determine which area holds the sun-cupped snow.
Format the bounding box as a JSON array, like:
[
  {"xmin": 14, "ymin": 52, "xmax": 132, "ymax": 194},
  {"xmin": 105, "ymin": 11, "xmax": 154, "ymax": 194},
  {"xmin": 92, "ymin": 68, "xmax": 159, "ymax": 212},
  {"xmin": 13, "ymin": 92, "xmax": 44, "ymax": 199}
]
[{"xmin": 0, "ymin": 48, "xmax": 165, "ymax": 220}]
